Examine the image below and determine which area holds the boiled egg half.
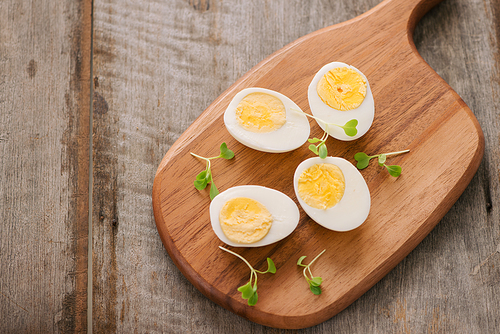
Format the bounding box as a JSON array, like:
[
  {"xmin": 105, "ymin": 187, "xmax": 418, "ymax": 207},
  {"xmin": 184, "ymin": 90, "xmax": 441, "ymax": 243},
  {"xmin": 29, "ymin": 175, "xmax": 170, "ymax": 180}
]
[
  {"xmin": 308, "ymin": 62, "xmax": 374, "ymax": 141},
  {"xmin": 210, "ymin": 185, "xmax": 300, "ymax": 247},
  {"xmin": 224, "ymin": 87, "xmax": 310, "ymax": 153},
  {"xmin": 293, "ymin": 157, "xmax": 370, "ymax": 231}
]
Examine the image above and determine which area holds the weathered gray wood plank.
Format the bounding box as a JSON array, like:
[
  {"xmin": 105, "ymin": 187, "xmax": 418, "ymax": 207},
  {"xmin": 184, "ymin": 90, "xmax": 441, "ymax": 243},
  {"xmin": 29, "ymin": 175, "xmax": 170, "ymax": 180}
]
[
  {"xmin": 92, "ymin": 0, "xmax": 499, "ymax": 332},
  {"xmin": 0, "ymin": 0, "xmax": 92, "ymax": 333}
]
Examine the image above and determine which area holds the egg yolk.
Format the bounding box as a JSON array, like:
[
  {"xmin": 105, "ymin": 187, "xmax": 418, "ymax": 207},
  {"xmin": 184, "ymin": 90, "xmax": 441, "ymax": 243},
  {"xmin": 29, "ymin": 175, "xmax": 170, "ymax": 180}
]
[
  {"xmin": 316, "ymin": 67, "xmax": 367, "ymax": 111},
  {"xmin": 298, "ymin": 163, "xmax": 345, "ymax": 210},
  {"xmin": 235, "ymin": 92, "xmax": 286, "ymax": 133},
  {"xmin": 219, "ymin": 197, "xmax": 273, "ymax": 244}
]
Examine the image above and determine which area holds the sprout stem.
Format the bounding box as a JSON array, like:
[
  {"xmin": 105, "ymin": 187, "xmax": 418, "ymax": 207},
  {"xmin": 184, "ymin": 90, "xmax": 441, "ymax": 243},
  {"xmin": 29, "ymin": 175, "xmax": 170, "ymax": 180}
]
[
  {"xmin": 191, "ymin": 152, "xmax": 220, "ymax": 161},
  {"xmin": 219, "ymin": 246, "xmax": 254, "ymax": 272},
  {"xmin": 190, "ymin": 152, "xmax": 212, "ymax": 170},
  {"xmin": 190, "ymin": 152, "xmax": 206, "ymax": 160},
  {"xmin": 302, "ymin": 249, "xmax": 326, "ymax": 280},
  {"xmin": 379, "ymin": 149, "xmax": 410, "ymax": 157},
  {"xmin": 309, "ymin": 249, "xmax": 327, "ymax": 266},
  {"xmin": 292, "ymin": 108, "xmax": 340, "ymax": 128},
  {"xmin": 220, "ymin": 246, "xmax": 260, "ymax": 289}
]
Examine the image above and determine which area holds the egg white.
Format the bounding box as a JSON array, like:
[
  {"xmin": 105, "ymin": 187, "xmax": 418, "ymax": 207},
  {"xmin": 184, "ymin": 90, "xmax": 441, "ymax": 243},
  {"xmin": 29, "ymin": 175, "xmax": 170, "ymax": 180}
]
[
  {"xmin": 293, "ymin": 157, "xmax": 371, "ymax": 232},
  {"xmin": 224, "ymin": 87, "xmax": 310, "ymax": 153},
  {"xmin": 308, "ymin": 62, "xmax": 374, "ymax": 141},
  {"xmin": 210, "ymin": 185, "xmax": 300, "ymax": 247}
]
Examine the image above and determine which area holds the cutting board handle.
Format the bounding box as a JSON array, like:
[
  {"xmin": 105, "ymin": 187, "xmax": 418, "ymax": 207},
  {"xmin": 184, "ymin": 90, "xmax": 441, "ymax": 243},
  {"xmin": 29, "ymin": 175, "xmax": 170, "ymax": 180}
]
[{"xmin": 370, "ymin": 0, "xmax": 444, "ymax": 35}]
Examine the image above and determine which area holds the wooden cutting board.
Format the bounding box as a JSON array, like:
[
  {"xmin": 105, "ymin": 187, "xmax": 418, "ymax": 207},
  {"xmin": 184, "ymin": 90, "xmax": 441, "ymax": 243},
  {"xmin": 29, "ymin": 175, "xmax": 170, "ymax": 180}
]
[{"xmin": 152, "ymin": 0, "xmax": 484, "ymax": 329}]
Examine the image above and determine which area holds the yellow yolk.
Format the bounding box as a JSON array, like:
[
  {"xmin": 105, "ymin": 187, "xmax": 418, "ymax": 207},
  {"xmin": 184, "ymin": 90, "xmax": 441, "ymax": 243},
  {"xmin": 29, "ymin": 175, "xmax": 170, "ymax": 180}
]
[
  {"xmin": 298, "ymin": 163, "xmax": 345, "ymax": 210},
  {"xmin": 235, "ymin": 92, "xmax": 286, "ymax": 133},
  {"xmin": 316, "ymin": 67, "xmax": 367, "ymax": 111},
  {"xmin": 219, "ymin": 197, "xmax": 273, "ymax": 244}
]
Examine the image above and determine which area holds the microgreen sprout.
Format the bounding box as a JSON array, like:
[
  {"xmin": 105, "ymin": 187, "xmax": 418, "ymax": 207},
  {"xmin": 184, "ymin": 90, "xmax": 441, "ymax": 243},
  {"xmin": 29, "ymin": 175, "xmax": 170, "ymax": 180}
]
[
  {"xmin": 297, "ymin": 249, "xmax": 326, "ymax": 295},
  {"xmin": 292, "ymin": 108, "xmax": 358, "ymax": 159},
  {"xmin": 190, "ymin": 142, "xmax": 234, "ymax": 200},
  {"xmin": 219, "ymin": 246, "xmax": 276, "ymax": 306},
  {"xmin": 308, "ymin": 129, "xmax": 329, "ymax": 159},
  {"xmin": 354, "ymin": 149, "xmax": 410, "ymax": 177}
]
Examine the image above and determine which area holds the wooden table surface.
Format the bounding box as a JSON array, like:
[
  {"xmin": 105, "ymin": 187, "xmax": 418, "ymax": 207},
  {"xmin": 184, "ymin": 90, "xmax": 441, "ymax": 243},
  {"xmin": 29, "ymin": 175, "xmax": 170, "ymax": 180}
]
[{"xmin": 1, "ymin": 0, "xmax": 499, "ymax": 332}]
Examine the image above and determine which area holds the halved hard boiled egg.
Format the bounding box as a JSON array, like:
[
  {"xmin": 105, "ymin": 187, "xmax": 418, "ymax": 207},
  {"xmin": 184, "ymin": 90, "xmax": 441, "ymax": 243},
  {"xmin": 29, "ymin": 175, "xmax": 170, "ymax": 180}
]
[
  {"xmin": 293, "ymin": 157, "xmax": 370, "ymax": 231},
  {"xmin": 209, "ymin": 185, "xmax": 300, "ymax": 247},
  {"xmin": 308, "ymin": 62, "xmax": 374, "ymax": 141},
  {"xmin": 224, "ymin": 88, "xmax": 310, "ymax": 153}
]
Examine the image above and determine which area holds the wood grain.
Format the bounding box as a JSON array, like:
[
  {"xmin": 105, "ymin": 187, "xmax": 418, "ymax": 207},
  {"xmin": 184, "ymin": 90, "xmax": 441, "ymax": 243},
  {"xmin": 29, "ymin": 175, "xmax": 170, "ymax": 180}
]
[
  {"xmin": 92, "ymin": 0, "xmax": 500, "ymax": 332},
  {"xmin": 152, "ymin": 0, "xmax": 483, "ymax": 329},
  {"xmin": 2, "ymin": 0, "xmax": 498, "ymax": 332},
  {"xmin": 0, "ymin": 0, "xmax": 92, "ymax": 332}
]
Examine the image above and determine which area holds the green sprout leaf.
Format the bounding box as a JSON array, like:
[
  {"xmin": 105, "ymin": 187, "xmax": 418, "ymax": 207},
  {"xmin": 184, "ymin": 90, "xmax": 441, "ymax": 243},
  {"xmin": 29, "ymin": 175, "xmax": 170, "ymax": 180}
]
[
  {"xmin": 297, "ymin": 249, "xmax": 326, "ymax": 295},
  {"xmin": 237, "ymin": 282, "xmax": 254, "ymax": 299},
  {"xmin": 386, "ymin": 164, "xmax": 402, "ymax": 177},
  {"xmin": 196, "ymin": 170, "xmax": 207, "ymax": 180},
  {"xmin": 354, "ymin": 149, "xmax": 409, "ymax": 177},
  {"xmin": 219, "ymin": 246, "xmax": 276, "ymax": 306},
  {"xmin": 265, "ymin": 258, "xmax": 276, "ymax": 274},
  {"xmin": 219, "ymin": 142, "xmax": 235, "ymax": 160},
  {"xmin": 191, "ymin": 143, "xmax": 235, "ymax": 200},
  {"xmin": 318, "ymin": 143, "xmax": 328, "ymax": 159},
  {"xmin": 354, "ymin": 152, "xmax": 371, "ymax": 169},
  {"xmin": 308, "ymin": 138, "xmax": 321, "ymax": 143},
  {"xmin": 309, "ymin": 284, "xmax": 322, "ymax": 295},
  {"xmin": 309, "ymin": 144, "xmax": 319, "ymax": 155},
  {"xmin": 297, "ymin": 256, "xmax": 307, "ymax": 266},
  {"xmin": 310, "ymin": 277, "xmax": 322, "ymax": 286},
  {"xmin": 248, "ymin": 290, "xmax": 258, "ymax": 306},
  {"xmin": 341, "ymin": 119, "xmax": 358, "ymax": 137},
  {"xmin": 194, "ymin": 179, "xmax": 207, "ymax": 190},
  {"xmin": 209, "ymin": 182, "xmax": 219, "ymax": 200}
]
